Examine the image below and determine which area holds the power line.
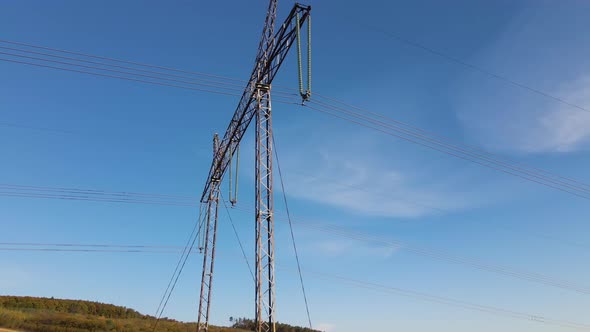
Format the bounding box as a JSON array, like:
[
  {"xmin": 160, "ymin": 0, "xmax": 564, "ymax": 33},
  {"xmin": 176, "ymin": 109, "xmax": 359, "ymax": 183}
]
[
  {"xmin": 3, "ymin": 179, "xmax": 589, "ymax": 295},
  {"xmin": 0, "ymin": 39, "xmax": 302, "ymax": 94},
  {"xmin": 228, "ymin": 203, "xmax": 590, "ymax": 296},
  {"xmin": 0, "ymin": 49, "xmax": 245, "ymax": 92},
  {"xmin": 309, "ymin": 98, "xmax": 590, "ymax": 195},
  {"xmin": 7, "ymin": 48, "xmax": 588, "ymax": 201},
  {"xmin": 0, "ymin": 191, "xmax": 195, "ymax": 207},
  {"xmin": 299, "ymin": 268, "xmax": 590, "ymax": 331},
  {"xmin": 152, "ymin": 204, "xmax": 206, "ymax": 331},
  {"xmin": 0, "ymin": 247, "xmax": 186, "ymax": 254},
  {"xmin": 302, "ymin": 103, "xmax": 590, "ymax": 201},
  {"xmin": 3, "ymin": 178, "xmax": 589, "ymax": 295},
  {"xmin": 0, "ymin": 45, "xmax": 248, "ymax": 89},
  {"xmin": 273, "ymin": 134, "xmax": 313, "ymax": 330},
  {"xmin": 0, "ymin": 242, "xmax": 195, "ymax": 250},
  {"xmin": 0, "ymin": 39, "xmax": 251, "ymax": 84},
  {"xmin": 312, "ymin": 92, "xmax": 590, "ymax": 191},
  {"xmin": 5, "ymin": 243, "xmax": 588, "ymax": 331},
  {"xmin": 0, "ymin": 56, "xmax": 236, "ymax": 97},
  {"xmin": 353, "ymin": 21, "xmax": 590, "ymax": 114},
  {"xmin": 4, "ymin": 41, "xmax": 590, "ymax": 200},
  {"xmin": 0, "ymin": 183, "xmax": 197, "ymax": 201},
  {"xmin": 0, "ymin": 44, "xmax": 300, "ymax": 100},
  {"xmin": 0, "ymin": 56, "xmax": 300, "ymax": 105},
  {"xmin": 0, "ymin": 46, "xmax": 301, "ymax": 101},
  {"xmin": 220, "ymin": 194, "xmax": 255, "ymax": 282},
  {"xmin": 3, "ymin": 38, "xmax": 589, "ymax": 196}
]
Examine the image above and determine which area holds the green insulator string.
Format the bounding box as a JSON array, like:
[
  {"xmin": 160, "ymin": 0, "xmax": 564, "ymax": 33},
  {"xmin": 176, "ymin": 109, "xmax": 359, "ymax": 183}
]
[
  {"xmin": 306, "ymin": 14, "xmax": 312, "ymax": 100},
  {"xmin": 296, "ymin": 12, "xmax": 304, "ymax": 98},
  {"xmin": 295, "ymin": 11, "xmax": 312, "ymax": 102},
  {"xmin": 231, "ymin": 144, "xmax": 239, "ymax": 206}
]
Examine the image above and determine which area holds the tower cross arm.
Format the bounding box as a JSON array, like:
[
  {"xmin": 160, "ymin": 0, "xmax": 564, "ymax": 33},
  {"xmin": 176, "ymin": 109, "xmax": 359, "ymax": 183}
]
[{"xmin": 200, "ymin": 3, "xmax": 311, "ymax": 203}]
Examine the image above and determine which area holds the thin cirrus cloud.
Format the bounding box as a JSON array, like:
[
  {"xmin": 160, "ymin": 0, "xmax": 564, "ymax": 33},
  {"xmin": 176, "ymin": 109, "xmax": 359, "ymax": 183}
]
[
  {"xmin": 282, "ymin": 148, "xmax": 473, "ymax": 219},
  {"xmin": 314, "ymin": 238, "xmax": 398, "ymax": 259},
  {"xmin": 453, "ymin": 5, "xmax": 590, "ymax": 154}
]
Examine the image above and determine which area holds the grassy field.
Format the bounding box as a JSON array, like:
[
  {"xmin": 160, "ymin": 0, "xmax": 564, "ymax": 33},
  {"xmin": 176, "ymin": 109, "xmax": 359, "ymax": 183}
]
[{"xmin": 0, "ymin": 296, "xmax": 318, "ymax": 332}]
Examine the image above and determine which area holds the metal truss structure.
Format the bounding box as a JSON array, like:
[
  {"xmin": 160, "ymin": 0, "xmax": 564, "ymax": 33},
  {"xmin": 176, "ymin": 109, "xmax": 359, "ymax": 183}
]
[{"xmin": 197, "ymin": 3, "xmax": 311, "ymax": 332}]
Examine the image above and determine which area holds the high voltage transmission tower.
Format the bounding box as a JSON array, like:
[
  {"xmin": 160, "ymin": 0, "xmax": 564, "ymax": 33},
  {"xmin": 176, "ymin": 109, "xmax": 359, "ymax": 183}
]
[{"xmin": 196, "ymin": 2, "xmax": 311, "ymax": 332}]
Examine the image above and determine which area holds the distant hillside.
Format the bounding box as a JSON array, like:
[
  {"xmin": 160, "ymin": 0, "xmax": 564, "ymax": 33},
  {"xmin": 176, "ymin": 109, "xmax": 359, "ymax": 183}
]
[{"xmin": 0, "ymin": 296, "xmax": 320, "ymax": 332}]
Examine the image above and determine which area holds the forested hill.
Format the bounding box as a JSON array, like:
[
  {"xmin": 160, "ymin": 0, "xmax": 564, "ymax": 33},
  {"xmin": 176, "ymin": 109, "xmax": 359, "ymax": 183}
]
[
  {"xmin": 0, "ymin": 296, "xmax": 143, "ymax": 319},
  {"xmin": 0, "ymin": 296, "xmax": 320, "ymax": 332}
]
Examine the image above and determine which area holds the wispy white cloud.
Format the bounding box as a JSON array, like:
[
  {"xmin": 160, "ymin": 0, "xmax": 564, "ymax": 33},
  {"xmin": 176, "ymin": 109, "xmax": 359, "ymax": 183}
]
[
  {"xmin": 314, "ymin": 238, "xmax": 398, "ymax": 259},
  {"xmin": 453, "ymin": 6, "xmax": 590, "ymax": 154},
  {"xmin": 282, "ymin": 149, "xmax": 473, "ymax": 218},
  {"xmin": 532, "ymin": 77, "xmax": 590, "ymax": 152}
]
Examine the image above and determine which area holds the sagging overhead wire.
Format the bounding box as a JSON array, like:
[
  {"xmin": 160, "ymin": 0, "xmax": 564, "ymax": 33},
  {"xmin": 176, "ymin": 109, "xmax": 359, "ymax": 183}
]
[
  {"xmin": 6, "ymin": 242, "xmax": 589, "ymax": 331},
  {"xmin": 2, "ymin": 179, "xmax": 590, "ymax": 296},
  {"xmin": 308, "ymin": 97, "xmax": 590, "ymax": 195},
  {"xmin": 301, "ymin": 102, "xmax": 590, "ymax": 201},
  {"xmin": 220, "ymin": 193, "xmax": 254, "ymax": 282},
  {"xmin": 352, "ymin": 21, "xmax": 590, "ymax": 115},
  {"xmin": 4, "ymin": 41, "xmax": 590, "ymax": 202},
  {"xmin": 227, "ymin": 202, "xmax": 590, "ymax": 296},
  {"xmin": 152, "ymin": 203, "xmax": 207, "ymax": 331},
  {"xmin": 272, "ymin": 133, "xmax": 313, "ymax": 329},
  {"xmin": 0, "ymin": 51, "xmax": 301, "ymax": 105},
  {"xmin": 3, "ymin": 39, "xmax": 590, "ymax": 199},
  {"xmin": 311, "ymin": 91, "xmax": 590, "ymax": 192}
]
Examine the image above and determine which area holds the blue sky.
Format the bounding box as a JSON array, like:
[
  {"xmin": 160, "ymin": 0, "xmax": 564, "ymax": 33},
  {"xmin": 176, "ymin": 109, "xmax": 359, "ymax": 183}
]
[{"xmin": 2, "ymin": 1, "xmax": 590, "ymax": 331}]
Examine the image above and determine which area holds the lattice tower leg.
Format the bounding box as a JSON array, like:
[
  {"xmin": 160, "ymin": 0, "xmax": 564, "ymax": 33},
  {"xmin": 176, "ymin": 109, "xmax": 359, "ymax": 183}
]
[
  {"xmin": 254, "ymin": 84, "xmax": 276, "ymax": 332},
  {"xmin": 197, "ymin": 135, "xmax": 222, "ymax": 332}
]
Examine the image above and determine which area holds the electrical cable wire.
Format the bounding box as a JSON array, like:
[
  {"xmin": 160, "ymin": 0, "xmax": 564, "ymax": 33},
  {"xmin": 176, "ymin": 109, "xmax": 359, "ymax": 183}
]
[
  {"xmin": 0, "ymin": 44, "xmax": 299, "ymax": 96},
  {"xmin": 3, "ymin": 39, "xmax": 590, "ymax": 195},
  {"xmin": 152, "ymin": 204, "xmax": 206, "ymax": 331},
  {"xmin": 0, "ymin": 56, "xmax": 301, "ymax": 106},
  {"xmin": 5, "ymin": 243, "xmax": 589, "ymax": 331},
  {"xmin": 2, "ymin": 179, "xmax": 589, "ymax": 295},
  {"xmin": 3, "ymin": 38, "xmax": 590, "ymax": 300},
  {"xmin": 220, "ymin": 193, "xmax": 255, "ymax": 282},
  {"xmin": 0, "ymin": 247, "xmax": 187, "ymax": 254},
  {"xmin": 4, "ymin": 41, "xmax": 590, "ymax": 200},
  {"xmin": 272, "ymin": 134, "xmax": 313, "ymax": 329},
  {"xmin": 351, "ymin": 21, "xmax": 590, "ymax": 115},
  {"xmin": 308, "ymin": 98, "xmax": 590, "ymax": 195},
  {"xmin": 0, "ymin": 39, "xmax": 250, "ymax": 83},
  {"xmin": 312, "ymin": 91, "xmax": 590, "ymax": 191},
  {"xmin": 0, "ymin": 242, "xmax": 195, "ymax": 250},
  {"xmin": 297, "ymin": 268, "xmax": 590, "ymax": 331},
  {"xmin": 0, "ymin": 183, "xmax": 197, "ymax": 201},
  {"xmin": 227, "ymin": 203, "xmax": 590, "ymax": 296},
  {"xmin": 301, "ymin": 103, "xmax": 590, "ymax": 201},
  {"xmin": 0, "ymin": 47, "xmax": 247, "ymax": 91},
  {"xmin": 5, "ymin": 49, "xmax": 589, "ymax": 201},
  {"xmin": 0, "ymin": 49, "xmax": 303, "ymax": 102},
  {"xmin": 0, "ymin": 190, "xmax": 195, "ymax": 207}
]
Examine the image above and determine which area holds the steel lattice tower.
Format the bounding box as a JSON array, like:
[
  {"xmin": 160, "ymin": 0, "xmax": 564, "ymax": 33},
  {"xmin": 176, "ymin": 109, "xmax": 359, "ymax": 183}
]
[
  {"xmin": 254, "ymin": 83, "xmax": 275, "ymax": 332},
  {"xmin": 197, "ymin": 134, "xmax": 221, "ymax": 332},
  {"xmin": 197, "ymin": 2, "xmax": 311, "ymax": 332}
]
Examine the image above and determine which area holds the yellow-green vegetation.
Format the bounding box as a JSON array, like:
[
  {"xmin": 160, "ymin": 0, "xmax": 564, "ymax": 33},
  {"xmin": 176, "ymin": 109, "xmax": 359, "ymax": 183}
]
[
  {"xmin": 0, "ymin": 296, "xmax": 318, "ymax": 332},
  {"xmin": 0, "ymin": 295, "xmax": 241, "ymax": 332},
  {"xmin": 0, "ymin": 328, "xmax": 22, "ymax": 332}
]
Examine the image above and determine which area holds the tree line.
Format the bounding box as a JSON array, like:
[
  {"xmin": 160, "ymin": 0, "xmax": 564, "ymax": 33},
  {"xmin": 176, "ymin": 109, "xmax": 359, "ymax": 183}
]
[{"xmin": 0, "ymin": 296, "xmax": 321, "ymax": 332}]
